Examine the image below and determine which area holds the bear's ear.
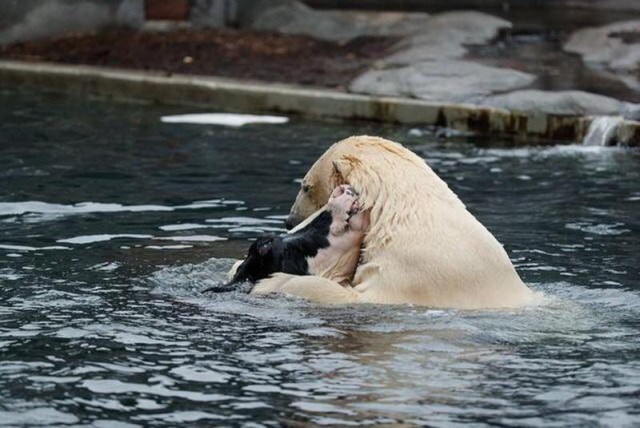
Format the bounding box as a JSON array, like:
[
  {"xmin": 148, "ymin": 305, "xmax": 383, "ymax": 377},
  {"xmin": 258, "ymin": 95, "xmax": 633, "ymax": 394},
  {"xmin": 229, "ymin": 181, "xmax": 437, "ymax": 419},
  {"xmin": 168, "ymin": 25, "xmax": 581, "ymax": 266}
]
[{"xmin": 332, "ymin": 158, "xmax": 354, "ymax": 182}]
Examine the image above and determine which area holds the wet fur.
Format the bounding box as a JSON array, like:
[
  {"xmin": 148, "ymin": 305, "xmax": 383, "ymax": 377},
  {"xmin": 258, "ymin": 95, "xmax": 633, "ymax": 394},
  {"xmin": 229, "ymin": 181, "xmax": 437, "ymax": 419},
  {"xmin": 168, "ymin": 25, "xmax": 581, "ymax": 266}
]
[{"xmin": 253, "ymin": 135, "xmax": 537, "ymax": 309}]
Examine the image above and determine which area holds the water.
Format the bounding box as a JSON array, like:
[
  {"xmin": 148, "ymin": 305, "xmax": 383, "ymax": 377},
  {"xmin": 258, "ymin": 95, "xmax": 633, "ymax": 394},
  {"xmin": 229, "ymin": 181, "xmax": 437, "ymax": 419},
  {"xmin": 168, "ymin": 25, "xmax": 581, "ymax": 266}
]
[
  {"xmin": 583, "ymin": 116, "xmax": 625, "ymax": 147},
  {"xmin": 1, "ymin": 88, "xmax": 639, "ymax": 426}
]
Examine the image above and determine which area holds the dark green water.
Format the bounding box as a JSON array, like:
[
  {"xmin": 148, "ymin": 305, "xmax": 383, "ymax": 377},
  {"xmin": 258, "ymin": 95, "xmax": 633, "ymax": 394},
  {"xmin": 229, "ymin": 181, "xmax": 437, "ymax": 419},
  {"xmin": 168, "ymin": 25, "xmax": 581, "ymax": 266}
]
[{"xmin": 1, "ymin": 88, "xmax": 639, "ymax": 426}]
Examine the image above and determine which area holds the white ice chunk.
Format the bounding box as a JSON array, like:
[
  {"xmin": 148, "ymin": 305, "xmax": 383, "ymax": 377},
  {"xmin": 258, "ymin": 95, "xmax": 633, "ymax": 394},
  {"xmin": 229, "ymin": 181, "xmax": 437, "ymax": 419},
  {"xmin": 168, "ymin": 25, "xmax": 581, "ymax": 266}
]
[{"xmin": 160, "ymin": 113, "xmax": 289, "ymax": 127}]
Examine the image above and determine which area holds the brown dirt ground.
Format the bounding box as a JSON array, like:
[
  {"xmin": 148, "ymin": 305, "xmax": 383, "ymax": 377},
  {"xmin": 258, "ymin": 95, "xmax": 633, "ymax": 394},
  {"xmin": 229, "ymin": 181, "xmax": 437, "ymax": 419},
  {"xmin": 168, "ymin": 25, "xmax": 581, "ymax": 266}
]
[{"xmin": 0, "ymin": 28, "xmax": 395, "ymax": 89}]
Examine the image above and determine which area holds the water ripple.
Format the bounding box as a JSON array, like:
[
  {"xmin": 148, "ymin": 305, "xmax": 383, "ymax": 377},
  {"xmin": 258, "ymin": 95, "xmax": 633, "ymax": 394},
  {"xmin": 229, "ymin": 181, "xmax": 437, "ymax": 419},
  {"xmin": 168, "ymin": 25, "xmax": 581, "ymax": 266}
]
[{"xmin": 1, "ymin": 88, "xmax": 639, "ymax": 426}]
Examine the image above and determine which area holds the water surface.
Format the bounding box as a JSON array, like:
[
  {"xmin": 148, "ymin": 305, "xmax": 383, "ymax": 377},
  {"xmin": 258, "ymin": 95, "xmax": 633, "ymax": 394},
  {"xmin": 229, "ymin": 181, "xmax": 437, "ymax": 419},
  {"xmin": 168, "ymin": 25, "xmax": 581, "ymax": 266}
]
[{"xmin": 1, "ymin": 88, "xmax": 639, "ymax": 426}]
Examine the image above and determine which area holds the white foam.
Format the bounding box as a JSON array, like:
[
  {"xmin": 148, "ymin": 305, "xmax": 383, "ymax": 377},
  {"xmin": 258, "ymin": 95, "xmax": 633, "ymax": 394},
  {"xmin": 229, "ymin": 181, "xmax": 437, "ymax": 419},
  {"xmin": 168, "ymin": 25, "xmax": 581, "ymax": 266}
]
[
  {"xmin": 157, "ymin": 235, "xmax": 227, "ymax": 242},
  {"xmin": 57, "ymin": 234, "xmax": 153, "ymax": 244},
  {"xmin": 159, "ymin": 223, "xmax": 210, "ymax": 231},
  {"xmin": 206, "ymin": 217, "xmax": 282, "ymax": 225},
  {"xmin": 82, "ymin": 379, "xmax": 229, "ymax": 402},
  {"xmin": 0, "ymin": 201, "xmax": 170, "ymax": 216},
  {"xmin": 228, "ymin": 226, "xmax": 283, "ymax": 233},
  {"xmin": 0, "ymin": 270, "xmax": 23, "ymax": 280},
  {"xmin": 582, "ymin": 116, "xmax": 624, "ymax": 146},
  {"xmin": 145, "ymin": 245, "xmax": 193, "ymax": 250},
  {"xmin": 160, "ymin": 113, "xmax": 289, "ymax": 127},
  {"xmin": 565, "ymin": 222, "xmax": 630, "ymax": 236},
  {"xmin": 57, "ymin": 234, "xmax": 226, "ymax": 245},
  {"xmin": 478, "ymin": 144, "xmax": 628, "ymax": 161},
  {"xmin": 0, "ymin": 200, "xmax": 225, "ymax": 217},
  {"xmin": 89, "ymin": 262, "xmax": 121, "ymax": 272},
  {"xmin": 0, "ymin": 244, "xmax": 71, "ymax": 252}
]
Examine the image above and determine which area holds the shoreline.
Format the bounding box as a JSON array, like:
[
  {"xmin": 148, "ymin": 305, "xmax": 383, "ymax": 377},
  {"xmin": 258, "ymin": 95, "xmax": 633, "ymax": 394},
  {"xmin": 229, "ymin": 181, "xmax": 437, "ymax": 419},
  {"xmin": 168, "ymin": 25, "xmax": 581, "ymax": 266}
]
[{"xmin": 1, "ymin": 60, "xmax": 639, "ymax": 146}]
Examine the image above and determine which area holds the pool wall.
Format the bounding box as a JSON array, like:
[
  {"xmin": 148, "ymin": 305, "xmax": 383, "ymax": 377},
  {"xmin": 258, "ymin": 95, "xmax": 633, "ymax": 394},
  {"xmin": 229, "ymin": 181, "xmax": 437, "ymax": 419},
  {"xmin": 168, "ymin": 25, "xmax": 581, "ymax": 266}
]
[{"xmin": 1, "ymin": 59, "xmax": 639, "ymax": 146}]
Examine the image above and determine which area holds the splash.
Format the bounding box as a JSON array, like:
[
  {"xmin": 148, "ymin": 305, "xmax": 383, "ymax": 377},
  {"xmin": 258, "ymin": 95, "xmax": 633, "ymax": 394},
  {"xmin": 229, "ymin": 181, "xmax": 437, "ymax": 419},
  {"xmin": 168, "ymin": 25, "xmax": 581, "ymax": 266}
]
[
  {"xmin": 0, "ymin": 199, "xmax": 233, "ymax": 223},
  {"xmin": 582, "ymin": 116, "xmax": 624, "ymax": 146}
]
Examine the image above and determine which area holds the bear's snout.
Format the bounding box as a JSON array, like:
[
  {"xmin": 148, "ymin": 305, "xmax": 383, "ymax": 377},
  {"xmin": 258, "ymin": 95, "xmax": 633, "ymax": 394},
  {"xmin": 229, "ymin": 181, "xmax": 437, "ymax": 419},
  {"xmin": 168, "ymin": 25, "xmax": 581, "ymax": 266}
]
[{"xmin": 285, "ymin": 213, "xmax": 302, "ymax": 230}]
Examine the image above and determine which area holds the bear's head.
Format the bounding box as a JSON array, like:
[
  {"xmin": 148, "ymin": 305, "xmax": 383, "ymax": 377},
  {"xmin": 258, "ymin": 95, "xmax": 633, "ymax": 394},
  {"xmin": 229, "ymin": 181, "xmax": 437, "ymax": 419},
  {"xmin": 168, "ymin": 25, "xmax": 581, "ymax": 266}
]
[{"xmin": 285, "ymin": 135, "xmax": 427, "ymax": 229}]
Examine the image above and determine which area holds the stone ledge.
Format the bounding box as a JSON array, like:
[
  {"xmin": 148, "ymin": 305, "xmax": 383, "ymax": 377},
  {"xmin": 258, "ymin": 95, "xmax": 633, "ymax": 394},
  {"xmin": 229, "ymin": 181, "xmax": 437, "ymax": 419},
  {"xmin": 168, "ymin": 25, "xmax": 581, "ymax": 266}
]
[{"xmin": 0, "ymin": 60, "xmax": 638, "ymax": 146}]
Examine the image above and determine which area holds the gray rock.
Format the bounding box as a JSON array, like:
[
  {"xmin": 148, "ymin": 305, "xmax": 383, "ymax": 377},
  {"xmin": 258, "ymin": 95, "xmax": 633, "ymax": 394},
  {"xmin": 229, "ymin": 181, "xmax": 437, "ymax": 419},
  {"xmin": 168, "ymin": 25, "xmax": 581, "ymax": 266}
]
[
  {"xmin": 191, "ymin": 0, "xmax": 234, "ymax": 28},
  {"xmin": 564, "ymin": 20, "xmax": 640, "ymax": 72},
  {"xmin": 385, "ymin": 40, "xmax": 468, "ymax": 64},
  {"xmin": 115, "ymin": 0, "xmax": 144, "ymax": 28},
  {"xmin": 0, "ymin": 0, "xmax": 112, "ymax": 44},
  {"xmin": 399, "ymin": 11, "xmax": 511, "ymax": 48},
  {"xmin": 349, "ymin": 61, "xmax": 535, "ymax": 103},
  {"xmin": 239, "ymin": 0, "xmax": 430, "ymax": 41},
  {"xmin": 564, "ymin": 20, "xmax": 640, "ymax": 93},
  {"xmin": 482, "ymin": 90, "xmax": 640, "ymax": 118},
  {"xmin": 237, "ymin": 0, "xmax": 298, "ymax": 27},
  {"xmin": 384, "ymin": 11, "xmax": 511, "ymax": 65},
  {"xmin": 323, "ymin": 10, "xmax": 432, "ymax": 38}
]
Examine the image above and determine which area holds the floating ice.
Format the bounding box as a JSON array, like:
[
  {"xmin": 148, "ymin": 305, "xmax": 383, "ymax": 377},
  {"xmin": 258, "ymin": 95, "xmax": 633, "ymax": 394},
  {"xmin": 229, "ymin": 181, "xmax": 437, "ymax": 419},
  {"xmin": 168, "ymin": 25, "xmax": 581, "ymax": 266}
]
[{"xmin": 160, "ymin": 113, "xmax": 289, "ymax": 127}]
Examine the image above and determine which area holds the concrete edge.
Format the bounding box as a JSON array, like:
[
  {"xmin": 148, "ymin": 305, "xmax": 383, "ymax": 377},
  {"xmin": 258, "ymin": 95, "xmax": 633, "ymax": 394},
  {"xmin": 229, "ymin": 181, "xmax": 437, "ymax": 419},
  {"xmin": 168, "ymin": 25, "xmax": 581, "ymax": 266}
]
[{"xmin": 0, "ymin": 60, "xmax": 638, "ymax": 146}]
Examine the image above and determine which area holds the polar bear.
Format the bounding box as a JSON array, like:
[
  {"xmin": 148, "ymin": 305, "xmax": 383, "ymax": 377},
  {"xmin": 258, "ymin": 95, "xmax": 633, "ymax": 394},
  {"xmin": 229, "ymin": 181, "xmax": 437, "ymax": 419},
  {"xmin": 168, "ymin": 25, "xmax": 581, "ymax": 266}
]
[{"xmin": 252, "ymin": 135, "xmax": 535, "ymax": 309}]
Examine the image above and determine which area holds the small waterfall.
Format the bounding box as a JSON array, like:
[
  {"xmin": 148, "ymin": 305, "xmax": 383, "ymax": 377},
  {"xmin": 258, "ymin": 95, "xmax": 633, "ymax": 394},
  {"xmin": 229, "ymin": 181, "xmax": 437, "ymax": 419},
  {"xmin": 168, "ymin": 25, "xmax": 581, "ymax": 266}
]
[{"xmin": 582, "ymin": 116, "xmax": 624, "ymax": 146}]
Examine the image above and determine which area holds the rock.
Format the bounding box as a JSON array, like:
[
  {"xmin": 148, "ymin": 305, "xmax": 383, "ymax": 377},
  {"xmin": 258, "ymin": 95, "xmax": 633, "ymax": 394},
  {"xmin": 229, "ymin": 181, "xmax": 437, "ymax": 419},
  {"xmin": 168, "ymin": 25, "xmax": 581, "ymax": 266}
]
[
  {"xmin": 564, "ymin": 20, "xmax": 640, "ymax": 93},
  {"xmin": 482, "ymin": 90, "xmax": 640, "ymax": 118},
  {"xmin": 401, "ymin": 11, "xmax": 511, "ymax": 48},
  {"xmin": 565, "ymin": 20, "xmax": 640, "ymax": 72},
  {"xmin": 191, "ymin": 0, "xmax": 231, "ymax": 28},
  {"xmin": 239, "ymin": 0, "xmax": 430, "ymax": 42},
  {"xmin": 115, "ymin": 0, "xmax": 144, "ymax": 28},
  {"xmin": 349, "ymin": 10, "xmax": 524, "ymax": 104},
  {"xmin": 385, "ymin": 40, "xmax": 468, "ymax": 64},
  {"xmin": 324, "ymin": 10, "xmax": 432, "ymax": 38},
  {"xmin": 386, "ymin": 11, "xmax": 511, "ymax": 65},
  {"xmin": 0, "ymin": 0, "xmax": 112, "ymax": 44},
  {"xmin": 349, "ymin": 60, "xmax": 535, "ymax": 103}
]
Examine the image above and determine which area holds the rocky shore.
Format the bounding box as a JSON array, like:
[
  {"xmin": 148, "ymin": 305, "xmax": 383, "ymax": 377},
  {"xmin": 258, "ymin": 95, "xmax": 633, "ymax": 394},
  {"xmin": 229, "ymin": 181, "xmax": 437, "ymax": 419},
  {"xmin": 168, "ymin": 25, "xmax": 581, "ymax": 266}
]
[
  {"xmin": 0, "ymin": 28, "xmax": 394, "ymax": 90},
  {"xmin": 1, "ymin": 0, "xmax": 639, "ymax": 121}
]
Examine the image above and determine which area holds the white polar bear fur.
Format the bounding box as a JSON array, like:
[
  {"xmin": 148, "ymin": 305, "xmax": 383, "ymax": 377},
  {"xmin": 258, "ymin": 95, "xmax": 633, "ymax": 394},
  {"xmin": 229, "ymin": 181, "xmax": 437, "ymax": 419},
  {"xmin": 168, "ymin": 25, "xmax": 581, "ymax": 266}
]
[{"xmin": 252, "ymin": 135, "xmax": 535, "ymax": 309}]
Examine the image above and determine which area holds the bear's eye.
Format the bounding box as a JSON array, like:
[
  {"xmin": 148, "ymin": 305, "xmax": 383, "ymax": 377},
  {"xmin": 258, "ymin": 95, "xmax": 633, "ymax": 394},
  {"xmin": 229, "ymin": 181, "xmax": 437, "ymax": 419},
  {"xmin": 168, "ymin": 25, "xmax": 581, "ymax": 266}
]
[{"xmin": 302, "ymin": 184, "xmax": 312, "ymax": 193}]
